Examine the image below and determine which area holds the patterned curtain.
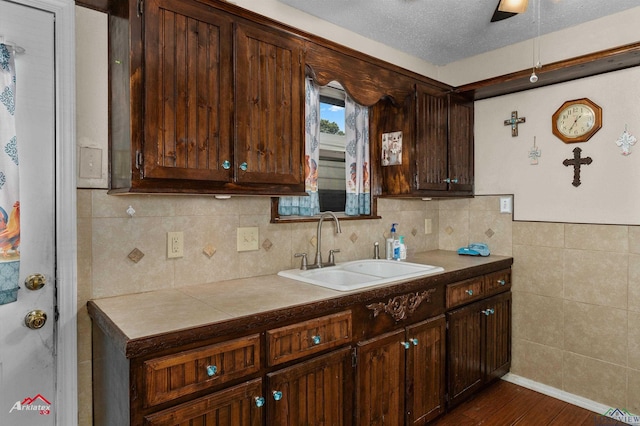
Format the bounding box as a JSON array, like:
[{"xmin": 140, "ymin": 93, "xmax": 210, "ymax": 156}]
[
  {"xmin": 344, "ymin": 95, "xmax": 370, "ymax": 216},
  {"xmin": 278, "ymin": 77, "xmax": 320, "ymax": 216},
  {"xmin": 0, "ymin": 44, "xmax": 20, "ymax": 305}
]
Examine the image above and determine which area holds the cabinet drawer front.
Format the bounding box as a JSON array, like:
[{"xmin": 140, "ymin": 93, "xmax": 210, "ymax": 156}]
[
  {"xmin": 446, "ymin": 277, "xmax": 483, "ymax": 309},
  {"xmin": 267, "ymin": 311, "xmax": 352, "ymax": 366},
  {"xmin": 143, "ymin": 378, "xmax": 263, "ymax": 426},
  {"xmin": 484, "ymin": 269, "xmax": 511, "ymax": 294},
  {"xmin": 144, "ymin": 334, "xmax": 261, "ymax": 407}
]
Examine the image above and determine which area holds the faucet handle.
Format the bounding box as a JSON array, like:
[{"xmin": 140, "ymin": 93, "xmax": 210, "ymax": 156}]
[
  {"xmin": 328, "ymin": 249, "xmax": 340, "ymax": 265},
  {"xmin": 294, "ymin": 253, "xmax": 308, "ymax": 270}
]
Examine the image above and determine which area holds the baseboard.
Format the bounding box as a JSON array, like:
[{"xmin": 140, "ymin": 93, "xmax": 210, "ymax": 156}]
[{"xmin": 501, "ymin": 373, "xmax": 639, "ymax": 425}]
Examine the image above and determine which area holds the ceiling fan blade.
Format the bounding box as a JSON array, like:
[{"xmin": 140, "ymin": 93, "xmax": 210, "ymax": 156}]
[{"xmin": 490, "ymin": 1, "xmax": 518, "ymax": 22}]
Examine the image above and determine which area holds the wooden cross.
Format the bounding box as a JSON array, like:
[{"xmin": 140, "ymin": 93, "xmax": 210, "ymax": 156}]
[
  {"xmin": 504, "ymin": 111, "xmax": 526, "ymax": 137},
  {"xmin": 562, "ymin": 147, "xmax": 592, "ymax": 187}
]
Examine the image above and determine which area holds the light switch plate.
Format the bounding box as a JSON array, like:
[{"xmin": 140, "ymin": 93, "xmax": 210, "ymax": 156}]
[
  {"xmin": 500, "ymin": 196, "xmax": 513, "ymax": 214},
  {"xmin": 237, "ymin": 227, "xmax": 259, "ymax": 252},
  {"xmin": 425, "ymin": 218, "xmax": 432, "ymax": 234}
]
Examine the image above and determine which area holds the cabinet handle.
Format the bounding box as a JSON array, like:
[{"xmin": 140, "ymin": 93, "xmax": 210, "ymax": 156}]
[
  {"xmin": 409, "ymin": 338, "xmax": 419, "ymax": 346},
  {"xmin": 206, "ymin": 365, "xmax": 218, "ymax": 377},
  {"xmin": 254, "ymin": 396, "xmax": 265, "ymax": 408},
  {"xmin": 443, "ymin": 178, "xmax": 459, "ymax": 184},
  {"xmin": 239, "ymin": 162, "xmax": 248, "ymax": 171},
  {"xmin": 482, "ymin": 308, "xmax": 495, "ymax": 316},
  {"xmin": 311, "ymin": 335, "xmax": 321, "ymax": 345},
  {"xmin": 465, "ymin": 289, "xmax": 474, "ymax": 296},
  {"xmin": 401, "ymin": 341, "xmax": 410, "ymax": 349},
  {"xmin": 498, "ymin": 279, "xmax": 506, "ymax": 286},
  {"xmin": 272, "ymin": 390, "xmax": 283, "ymax": 401}
]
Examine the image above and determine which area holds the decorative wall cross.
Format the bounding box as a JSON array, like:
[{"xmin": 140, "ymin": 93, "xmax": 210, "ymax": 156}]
[
  {"xmin": 528, "ymin": 136, "xmax": 541, "ymax": 165},
  {"xmin": 562, "ymin": 147, "xmax": 592, "ymax": 187},
  {"xmin": 504, "ymin": 111, "xmax": 526, "ymax": 137}
]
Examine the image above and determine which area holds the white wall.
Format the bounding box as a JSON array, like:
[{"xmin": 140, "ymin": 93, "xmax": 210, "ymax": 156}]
[
  {"xmin": 475, "ymin": 66, "xmax": 640, "ymax": 224},
  {"xmin": 439, "ymin": 6, "xmax": 640, "ymax": 86}
]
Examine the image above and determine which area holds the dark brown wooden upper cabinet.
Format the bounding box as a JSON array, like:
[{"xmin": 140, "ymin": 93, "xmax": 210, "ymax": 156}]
[
  {"xmin": 108, "ymin": 0, "xmax": 305, "ymax": 195},
  {"xmin": 447, "ymin": 93, "xmax": 474, "ymax": 194},
  {"xmin": 234, "ymin": 22, "xmax": 305, "ymax": 187},
  {"xmin": 415, "ymin": 85, "xmax": 448, "ymax": 192},
  {"xmin": 413, "ymin": 85, "xmax": 474, "ymax": 197}
]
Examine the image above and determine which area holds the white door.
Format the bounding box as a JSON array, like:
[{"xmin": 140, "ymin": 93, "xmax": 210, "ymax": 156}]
[{"xmin": 0, "ymin": 2, "xmax": 57, "ymax": 425}]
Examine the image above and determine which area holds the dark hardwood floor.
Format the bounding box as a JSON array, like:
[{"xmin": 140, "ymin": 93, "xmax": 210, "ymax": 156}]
[{"xmin": 433, "ymin": 380, "xmax": 627, "ymax": 425}]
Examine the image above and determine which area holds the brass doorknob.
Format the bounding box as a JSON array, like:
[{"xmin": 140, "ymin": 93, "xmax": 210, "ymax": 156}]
[
  {"xmin": 24, "ymin": 310, "xmax": 47, "ymax": 329},
  {"xmin": 25, "ymin": 273, "xmax": 46, "ymax": 291}
]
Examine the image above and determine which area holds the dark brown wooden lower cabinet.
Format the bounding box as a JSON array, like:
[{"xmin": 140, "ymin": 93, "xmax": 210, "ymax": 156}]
[
  {"xmin": 447, "ymin": 292, "xmax": 512, "ymax": 408},
  {"xmin": 406, "ymin": 316, "xmax": 447, "ymax": 425},
  {"xmin": 266, "ymin": 347, "xmax": 354, "ymax": 425},
  {"xmin": 143, "ymin": 378, "xmax": 263, "ymax": 426},
  {"xmin": 356, "ymin": 315, "xmax": 446, "ymax": 425}
]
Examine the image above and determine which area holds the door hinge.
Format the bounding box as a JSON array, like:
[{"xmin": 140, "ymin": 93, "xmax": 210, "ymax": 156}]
[
  {"xmin": 352, "ymin": 347, "xmax": 357, "ymax": 367},
  {"xmin": 137, "ymin": 0, "xmax": 144, "ymax": 17},
  {"xmin": 135, "ymin": 150, "xmax": 143, "ymax": 170}
]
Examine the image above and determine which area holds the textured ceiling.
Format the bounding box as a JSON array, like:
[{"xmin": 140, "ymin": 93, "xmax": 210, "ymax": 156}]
[{"xmin": 277, "ymin": 0, "xmax": 638, "ymax": 66}]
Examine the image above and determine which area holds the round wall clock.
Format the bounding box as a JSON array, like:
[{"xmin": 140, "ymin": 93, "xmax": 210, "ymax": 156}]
[{"xmin": 552, "ymin": 98, "xmax": 602, "ymax": 143}]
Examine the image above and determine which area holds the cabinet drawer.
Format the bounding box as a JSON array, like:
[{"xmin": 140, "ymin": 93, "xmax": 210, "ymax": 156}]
[
  {"xmin": 446, "ymin": 277, "xmax": 483, "ymax": 309},
  {"xmin": 484, "ymin": 269, "xmax": 511, "ymax": 294},
  {"xmin": 267, "ymin": 310, "xmax": 352, "ymax": 366},
  {"xmin": 143, "ymin": 378, "xmax": 263, "ymax": 426},
  {"xmin": 144, "ymin": 334, "xmax": 261, "ymax": 407}
]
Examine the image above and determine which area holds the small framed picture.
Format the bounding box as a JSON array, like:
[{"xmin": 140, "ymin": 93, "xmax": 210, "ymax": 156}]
[{"xmin": 382, "ymin": 131, "xmax": 403, "ymax": 166}]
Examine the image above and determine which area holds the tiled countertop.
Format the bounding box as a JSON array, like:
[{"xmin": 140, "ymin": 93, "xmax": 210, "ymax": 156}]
[{"xmin": 88, "ymin": 250, "xmax": 512, "ymax": 358}]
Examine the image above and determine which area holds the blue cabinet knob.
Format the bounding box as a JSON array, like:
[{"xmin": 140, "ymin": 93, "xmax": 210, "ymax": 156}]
[
  {"xmin": 206, "ymin": 365, "xmax": 217, "ymax": 377},
  {"xmin": 311, "ymin": 335, "xmax": 321, "ymax": 345},
  {"xmin": 465, "ymin": 289, "xmax": 473, "ymax": 296},
  {"xmin": 498, "ymin": 279, "xmax": 506, "ymax": 286},
  {"xmin": 272, "ymin": 390, "xmax": 283, "ymax": 401},
  {"xmin": 240, "ymin": 162, "xmax": 248, "ymax": 171},
  {"xmin": 401, "ymin": 341, "xmax": 410, "ymax": 349},
  {"xmin": 222, "ymin": 160, "xmax": 230, "ymax": 170},
  {"xmin": 254, "ymin": 396, "xmax": 265, "ymax": 408},
  {"xmin": 409, "ymin": 338, "xmax": 419, "ymax": 346}
]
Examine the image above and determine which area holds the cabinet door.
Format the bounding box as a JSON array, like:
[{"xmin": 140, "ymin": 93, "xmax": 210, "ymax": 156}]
[
  {"xmin": 266, "ymin": 347, "xmax": 353, "ymax": 426},
  {"xmin": 144, "ymin": 0, "xmax": 233, "ymax": 183},
  {"xmin": 415, "ymin": 84, "xmax": 448, "ymax": 191},
  {"xmin": 234, "ymin": 22, "xmax": 304, "ymax": 187},
  {"xmin": 447, "ymin": 94, "xmax": 474, "ymax": 193},
  {"xmin": 447, "ymin": 301, "xmax": 483, "ymax": 408},
  {"xmin": 484, "ymin": 292, "xmax": 511, "ymax": 381},
  {"xmin": 143, "ymin": 378, "xmax": 263, "ymax": 426},
  {"xmin": 356, "ymin": 329, "xmax": 405, "ymax": 425},
  {"xmin": 405, "ymin": 315, "xmax": 446, "ymax": 425}
]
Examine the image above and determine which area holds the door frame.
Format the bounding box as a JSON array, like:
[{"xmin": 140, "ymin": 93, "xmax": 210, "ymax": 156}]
[{"xmin": 12, "ymin": 0, "xmax": 78, "ymax": 425}]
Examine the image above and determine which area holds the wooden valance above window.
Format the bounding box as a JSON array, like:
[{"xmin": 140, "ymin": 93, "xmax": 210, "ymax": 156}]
[{"xmin": 305, "ymin": 41, "xmax": 422, "ymax": 107}]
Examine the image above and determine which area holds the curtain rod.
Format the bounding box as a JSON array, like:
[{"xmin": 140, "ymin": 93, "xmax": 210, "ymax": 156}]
[{"xmin": 0, "ymin": 36, "xmax": 25, "ymax": 55}]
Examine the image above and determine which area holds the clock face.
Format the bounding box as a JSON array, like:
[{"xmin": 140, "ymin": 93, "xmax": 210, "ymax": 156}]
[
  {"xmin": 552, "ymin": 98, "xmax": 602, "ymax": 143},
  {"xmin": 556, "ymin": 104, "xmax": 595, "ymax": 138}
]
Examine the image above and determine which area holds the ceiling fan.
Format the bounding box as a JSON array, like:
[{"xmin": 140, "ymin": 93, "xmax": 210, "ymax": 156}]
[{"xmin": 491, "ymin": 0, "xmax": 529, "ymax": 22}]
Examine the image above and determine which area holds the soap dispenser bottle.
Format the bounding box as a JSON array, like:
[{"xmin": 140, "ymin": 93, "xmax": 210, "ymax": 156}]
[{"xmin": 386, "ymin": 223, "xmax": 398, "ymax": 260}]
